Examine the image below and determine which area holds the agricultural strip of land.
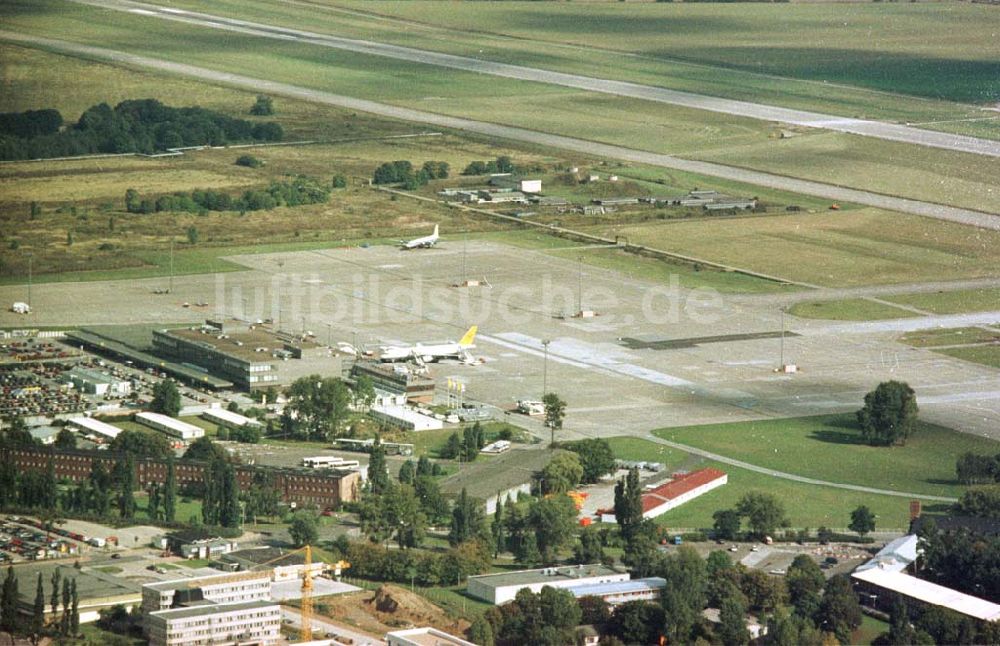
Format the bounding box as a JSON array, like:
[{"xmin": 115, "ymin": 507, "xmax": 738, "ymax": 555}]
[{"xmin": 3, "ymin": 0, "xmax": 1000, "ymax": 216}]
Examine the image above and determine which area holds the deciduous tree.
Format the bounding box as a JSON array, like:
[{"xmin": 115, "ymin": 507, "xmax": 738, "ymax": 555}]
[{"xmin": 857, "ymin": 380, "xmax": 919, "ymax": 446}]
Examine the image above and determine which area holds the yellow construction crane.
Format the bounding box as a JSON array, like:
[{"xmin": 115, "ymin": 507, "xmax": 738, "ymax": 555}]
[
  {"xmin": 301, "ymin": 544, "xmax": 313, "ymax": 642},
  {"xmin": 247, "ymin": 544, "xmax": 351, "ymax": 643}
]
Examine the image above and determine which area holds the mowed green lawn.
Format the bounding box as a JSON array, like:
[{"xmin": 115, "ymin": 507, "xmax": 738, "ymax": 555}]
[
  {"xmin": 588, "ymin": 209, "xmax": 1000, "ymax": 287},
  {"xmin": 900, "ymin": 327, "xmax": 1000, "ymax": 348},
  {"xmin": 936, "ymin": 345, "xmax": 1000, "ymax": 370},
  {"xmin": 885, "ymin": 287, "xmax": 1000, "ymax": 315},
  {"xmin": 606, "ymin": 437, "xmax": 930, "ymax": 531},
  {"xmin": 652, "ymin": 414, "xmax": 999, "ymax": 499},
  {"xmin": 788, "ymin": 299, "xmax": 916, "ymax": 321},
  {"xmin": 788, "ymin": 287, "xmax": 1000, "ymax": 321}
]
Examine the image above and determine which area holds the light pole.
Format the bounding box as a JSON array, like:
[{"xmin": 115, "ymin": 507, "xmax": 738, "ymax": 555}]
[
  {"xmin": 326, "ymin": 323, "xmax": 333, "ymax": 348},
  {"xmin": 541, "ymin": 339, "xmax": 551, "ymax": 398},
  {"xmin": 779, "ymin": 307, "xmax": 786, "ymax": 368},
  {"xmin": 25, "ymin": 253, "xmax": 33, "ymax": 309}
]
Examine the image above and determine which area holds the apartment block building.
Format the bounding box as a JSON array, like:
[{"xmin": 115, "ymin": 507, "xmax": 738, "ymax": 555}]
[{"xmin": 146, "ymin": 600, "xmax": 280, "ymax": 646}]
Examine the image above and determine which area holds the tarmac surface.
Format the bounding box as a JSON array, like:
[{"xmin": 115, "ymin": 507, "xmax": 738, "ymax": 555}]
[
  {"xmin": 3, "ymin": 240, "xmax": 998, "ymax": 443},
  {"xmin": 1, "ymin": 31, "xmax": 998, "ymax": 230},
  {"xmin": 70, "ymin": 0, "xmax": 1000, "ymax": 159}
]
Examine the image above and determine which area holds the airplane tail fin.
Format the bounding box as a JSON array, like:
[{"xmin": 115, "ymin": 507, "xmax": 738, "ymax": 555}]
[
  {"xmin": 459, "ymin": 325, "xmax": 478, "ymax": 347},
  {"xmin": 433, "ymin": 224, "xmax": 439, "ymax": 237}
]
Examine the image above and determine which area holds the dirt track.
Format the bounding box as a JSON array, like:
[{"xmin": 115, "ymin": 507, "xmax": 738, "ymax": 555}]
[{"xmin": 2, "ymin": 30, "xmax": 999, "ymax": 230}]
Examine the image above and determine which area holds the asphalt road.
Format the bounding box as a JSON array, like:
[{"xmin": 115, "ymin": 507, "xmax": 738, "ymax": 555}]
[
  {"xmin": 74, "ymin": 0, "xmax": 1000, "ymax": 159},
  {"xmin": 3, "ymin": 31, "xmax": 999, "ymax": 230}
]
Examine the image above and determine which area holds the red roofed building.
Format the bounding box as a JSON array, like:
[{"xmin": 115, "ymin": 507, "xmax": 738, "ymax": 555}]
[{"xmin": 599, "ymin": 468, "xmax": 728, "ymax": 523}]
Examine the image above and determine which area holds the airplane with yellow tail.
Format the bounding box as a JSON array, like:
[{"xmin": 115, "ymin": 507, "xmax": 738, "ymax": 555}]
[{"xmin": 378, "ymin": 326, "xmax": 478, "ymax": 365}]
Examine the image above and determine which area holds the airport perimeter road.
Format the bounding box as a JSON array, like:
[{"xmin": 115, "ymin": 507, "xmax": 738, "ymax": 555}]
[
  {"xmin": 4, "ymin": 32, "xmax": 999, "ymax": 229},
  {"xmin": 643, "ymin": 434, "xmax": 959, "ymax": 503},
  {"xmin": 72, "ymin": 0, "xmax": 1000, "ymax": 158}
]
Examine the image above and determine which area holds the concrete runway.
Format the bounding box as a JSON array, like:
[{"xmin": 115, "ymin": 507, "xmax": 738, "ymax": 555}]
[
  {"xmin": 71, "ymin": 0, "xmax": 1000, "ymax": 158},
  {"xmin": 3, "ymin": 241, "xmax": 998, "ymax": 441},
  {"xmin": 2, "ymin": 31, "xmax": 998, "ymax": 228}
]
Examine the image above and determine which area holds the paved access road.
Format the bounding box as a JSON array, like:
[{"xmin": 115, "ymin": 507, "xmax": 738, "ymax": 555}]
[
  {"xmin": 72, "ymin": 0, "xmax": 1000, "ymax": 159},
  {"xmin": 3, "ymin": 31, "xmax": 998, "ymax": 230}
]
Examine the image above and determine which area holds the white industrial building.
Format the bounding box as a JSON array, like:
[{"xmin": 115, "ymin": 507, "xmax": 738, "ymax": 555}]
[
  {"xmin": 467, "ymin": 565, "xmax": 629, "ymax": 605},
  {"xmin": 852, "ymin": 535, "xmax": 1000, "ymax": 623},
  {"xmin": 568, "ymin": 577, "xmax": 667, "ymax": 607},
  {"xmin": 67, "ymin": 416, "xmax": 122, "ymax": 441},
  {"xmin": 136, "ymin": 411, "xmax": 205, "ymax": 441},
  {"xmin": 146, "ymin": 600, "xmax": 280, "ymax": 646},
  {"xmin": 65, "ymin": 367, "xmax": 131, "ymax": 396},
  {"xmin": 387, "ymin": 627, "xmax": 476, "ymax": 646},
  {"xmin": 852, "ymin": 567, "xmax": 1000, "ymax": 623},
  {"xmin": 202, "ymin": 406, "xmax": 263, "ymax": 431},
  {"xmin": 370, "ymin": 405, "xmax": 443, "ymax": 431}
]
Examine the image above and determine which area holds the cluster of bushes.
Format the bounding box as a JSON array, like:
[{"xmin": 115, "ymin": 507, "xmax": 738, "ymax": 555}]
[
  {"xmin": 462, "ymin": 155, "xmax": 514, "ymax": 176},
  {"xmin": 124, "ymin": 175, "xmax": 329, "ymax": 214},
  {"xmin": 235, "ymin": 154, "xmax": 263, "ymax": 168},
  {"xmin": 372, "ymin": 160, "xmax": 449, "ymax": 189},
  {"xmin": 0, "ymin": 99, "xmax": 283, "ymax": 161}
]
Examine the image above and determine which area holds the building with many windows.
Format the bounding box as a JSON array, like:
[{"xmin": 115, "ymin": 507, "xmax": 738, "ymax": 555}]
[
  {"xmin": 152, "ymin": 320, "xmax": 344, "ymax": 391},
  {"xmin": 4, "ymin": 446, "xmax": 361, "ymax": 508},
  {"xmin": 142, "ymin": 571, "xmax": 272, "ymax": 617},
  {"xmin": 146, "ymin": 600, "xmax": 280, "ymax": 646}
]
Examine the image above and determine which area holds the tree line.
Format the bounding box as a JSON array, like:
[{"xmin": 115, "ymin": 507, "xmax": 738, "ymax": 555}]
[
  {"xmin": 372, "ymin": 159, "xmax": 450, "ymax": 190},
  {"xmin": 124, "ymin": 174, "xmax": 330, "ymax": 215},
  {"xmin": 0, "ymin": 99, "xmax": 283, "ymax": 161}
]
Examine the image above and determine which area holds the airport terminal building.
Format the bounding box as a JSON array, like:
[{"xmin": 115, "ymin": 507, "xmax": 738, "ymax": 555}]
[{"xmin": 152, "ymin": 320, "xmax": 344, "ymax": 391}]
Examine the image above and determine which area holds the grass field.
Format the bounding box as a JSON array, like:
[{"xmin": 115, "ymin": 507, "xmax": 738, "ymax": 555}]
[
  {"xmin": 606, "ymin": 437, "xmax": 932, "ymax": 531},
  {"xmin": 166, "ymin": 0, "xmax": 1000, "ymax": 125},
  {"xmin": 586, "ymin": 209, "xmax": 1000, "ymax": 287},
  {"xmin": 788, "ymin": 299, "xmax": 916, "ymax": 321},
  {"xmin": 790, "ymin": 287, "xmax": 1000, "ymax": 321},
  {"xmin": 3, "ymin": 0, "xmax": 999, "ymax": 217},
  {"xmin": 652, "ymin": 413, "xmax": 999, "ymax": 499},
  {"xmin": 936, "ymin": 345, "xmax": 1000, "ymax": 370},
  {"xmin": 900, "ymin": 327, "xmax": 1000, "ymax": 348},
  {"xmin": 884, "ymin": 287, "xmax": 1000, "ymax": 315}
]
